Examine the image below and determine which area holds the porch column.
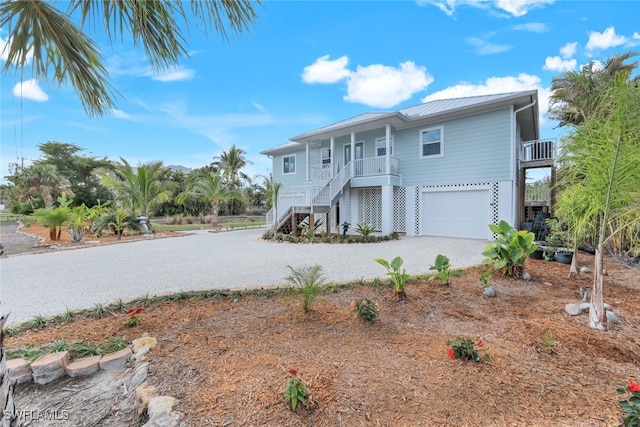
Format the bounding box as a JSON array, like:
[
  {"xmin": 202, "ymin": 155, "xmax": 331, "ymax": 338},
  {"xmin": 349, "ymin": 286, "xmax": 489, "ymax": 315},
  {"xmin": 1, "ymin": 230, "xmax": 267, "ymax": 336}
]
[
  {"xmin": 350, "ymin": 132, "xmax": 355, "ymax": 177},
  {"xmin": 305, "ymin": 143, "xmax": 310, "ymax": 181},
  {"xmin": 381, "ymin": 185, "xmax": 393, "ymax": 235},
  {"xmin": 330, "ymin": 136, "xmax": 335, "ymax": 177},
  {"xmin": 385, "ymin": 123, "xmax": 391, "ymax": 174}
]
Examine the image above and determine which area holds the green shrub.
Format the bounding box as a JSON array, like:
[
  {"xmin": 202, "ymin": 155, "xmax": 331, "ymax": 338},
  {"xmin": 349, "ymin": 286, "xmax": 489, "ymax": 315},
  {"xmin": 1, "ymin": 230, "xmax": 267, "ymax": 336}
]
[
  {"xmin": 285, "ymin": 264, "xmax": 325, "ymax": 313},
  {"xmin": 482, "ymin": 220, "xmax": 537, "ymax": 277},
  {"xmin": 355, "ymin": 223, "xmax": 376, "ymax": 238},
  {"xmin": 352, "ymin": 298, "xmax": 379, "ymax": 322},
  {"xmin": 375, "ymin": 256, "xmax": 409, "ymax": 301},
  {"xmin": 428, "ymin": 254, "xmax": 451, "ymax": 285}
]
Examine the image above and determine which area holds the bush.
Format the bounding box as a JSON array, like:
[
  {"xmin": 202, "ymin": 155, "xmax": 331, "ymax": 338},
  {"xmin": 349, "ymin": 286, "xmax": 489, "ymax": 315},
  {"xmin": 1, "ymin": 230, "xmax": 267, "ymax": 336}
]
[
  {"xmin": 482, "ymin": 220, "xmax": 537, "ymax": 277},
  {"xmin": 285, "ymin": 265, "xmax": 325, "ymax": 313},
  {"xmin": 351, "ymin": 298, "xmax": 379, "ymax": 322}
]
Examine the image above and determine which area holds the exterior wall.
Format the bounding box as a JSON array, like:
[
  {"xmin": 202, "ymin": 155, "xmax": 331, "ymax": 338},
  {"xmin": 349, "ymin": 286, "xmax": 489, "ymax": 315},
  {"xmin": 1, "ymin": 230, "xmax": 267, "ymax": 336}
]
[
  {"xmin": 272, "ymin": 149, "xmax": 307, "ymax": 189},
  {"xmin": 397, "ymin": 108, "xmax": 512, "ymax": 186}
]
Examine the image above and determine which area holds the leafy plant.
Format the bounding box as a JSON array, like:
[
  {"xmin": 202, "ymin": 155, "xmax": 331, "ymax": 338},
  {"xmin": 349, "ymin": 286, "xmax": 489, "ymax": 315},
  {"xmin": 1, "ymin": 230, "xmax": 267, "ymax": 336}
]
[
  {"xmin": 298, "ymin": 217, "xmax": 323, "ymax": 241},
  {"xmin": 31, "ymin": 314, "xmax": 46, "ymax": 328},
  {"xmin": 482, "ymin": 220, "xmax": 537, "ymax": 277},
  {"xmin": 617, "ymin": 380, "xmax": 640, "ymax": 426},
  {"xmin": 375, "ymin": 256, "xmax": 410, "ymax": 301},
  {"xmin": 355, "ymin": 223, "xmax": 375, "ymax": 238},
  {"xmin": 124, "ymin": 307, "xmax": 144, "ymax": 327},
  {"xmin": 32, "ymin": 206, "xmax": 72, "ymax": 240},
  {"xmin": 542, "ymin": 330, "xmax": 554, "ymax": 349},
  {"xmin": 351, "ymin": 298, "xmax": 379, "ymax": 322},
  {"xmin": 281, "ymin": 369, "xmax": 309, "ymax": 411},
  {"xmin": 428, "ymin": 254, "xmax": 451, "ymax": 285},
  {"xmin": 285, "ymin": 264, "xmax": 325, "ymax": 313},
  {"xmin": 447, "ymin": 337, "xmax": 490, "ymax": 363},
  {"xmin": 478, "ymin": 269, "xmax": 492, "ymax": 288},
  {"xmin": 92, "ymin": 303, "xmax": 109, "ymax": 318},
  {"xmin": 62, "ymin": 307, "xmax": 75, "ymax": 321},
  {"xmin": 91, "ymin": 207, "xmax": 140, "ymax": 239},
  {"xmin": 68, "ymin": 204, "xmax": 90, "ymax": 243}
]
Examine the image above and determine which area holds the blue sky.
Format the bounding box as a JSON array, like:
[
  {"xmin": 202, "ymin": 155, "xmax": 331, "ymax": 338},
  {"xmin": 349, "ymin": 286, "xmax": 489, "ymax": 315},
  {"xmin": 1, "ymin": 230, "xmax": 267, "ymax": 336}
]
[{"xmin": 1, "ymin": 0, "xmax": 639, "ymax": 184}]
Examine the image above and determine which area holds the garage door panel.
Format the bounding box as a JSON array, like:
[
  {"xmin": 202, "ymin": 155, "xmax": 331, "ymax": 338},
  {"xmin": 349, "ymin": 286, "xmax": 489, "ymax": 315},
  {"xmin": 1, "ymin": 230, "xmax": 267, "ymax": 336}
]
[{"xmin": 422, "ymin": 190, "xmax": 489, "ymax": 239}]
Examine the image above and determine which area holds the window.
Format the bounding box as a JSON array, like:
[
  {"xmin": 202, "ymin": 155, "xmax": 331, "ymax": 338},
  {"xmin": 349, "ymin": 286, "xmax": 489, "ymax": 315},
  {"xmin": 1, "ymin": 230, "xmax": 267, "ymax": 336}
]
[
  {"xmin": 420, "ymin": 126, "xmax": 443, "ymax": 158},
  {"xmin": 283, "ymin": 155, "xmax": 296, "ymax": 174},
  {"xmin": 376, "ymin": 136, "xmax": 394, "ymax": 156},
  {"xmin": 321, "ymin": 148, "xmax": 331, "ymax": 165}
]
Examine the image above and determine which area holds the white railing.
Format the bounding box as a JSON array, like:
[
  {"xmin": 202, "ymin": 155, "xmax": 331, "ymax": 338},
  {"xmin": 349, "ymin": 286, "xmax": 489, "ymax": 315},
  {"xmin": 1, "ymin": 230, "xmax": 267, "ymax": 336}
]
[
  {"xmin": 330, "ymin": 161, "xmax": 353, "ymax": 203},
  {"xmin": 309, "ymin": 163, "xmax": 332, "ymax": 181},
  {"xmin": 521, "ymin": 139, "xmax": 557, "ymax": 162},
  {"xmin": 525, "ymin": 186, "xmax": 550, "ymax": 202},
  {"xmin": 353, "ymin": 156, "xmax": 399, "ymax": 177}
]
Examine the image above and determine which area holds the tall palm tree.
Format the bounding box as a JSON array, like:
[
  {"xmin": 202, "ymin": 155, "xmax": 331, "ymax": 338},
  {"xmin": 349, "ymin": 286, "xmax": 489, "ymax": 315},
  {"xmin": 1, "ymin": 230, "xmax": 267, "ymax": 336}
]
[
  {"xmin": 98, "ymin": 159, "xmax": 174, "ymax": 218},
  {"xmin": 549, "ymin": 51, "xmax": 638, "ymax": 127},
  {"xmin": 0, "ymin": 0, "xmax": 260, "ymax": 116},
  {"xmin": 214, "ymin": 145, "xmax": 252, "ymax": 215},
  {"xmin": 178, "ymin": 172, "xmax": 239, "ymax": 224}
]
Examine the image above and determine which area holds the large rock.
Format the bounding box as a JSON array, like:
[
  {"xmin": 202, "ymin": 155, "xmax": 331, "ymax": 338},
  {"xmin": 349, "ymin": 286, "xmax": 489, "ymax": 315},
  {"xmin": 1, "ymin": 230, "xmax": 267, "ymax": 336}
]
[
  {"xmin": 30, "ymin": 351, "xmax": 69, "ymax": 384},
  {"xmin": 143, "ymin": 396, "xmax": 184, "ymax": 427},
  {"xmin": 66, "ymin": 355, "xmax": 102, "ymax": 377},
  {"xmin": 565, "ymin": 303, "xmax": 582, "ymax": 316}
]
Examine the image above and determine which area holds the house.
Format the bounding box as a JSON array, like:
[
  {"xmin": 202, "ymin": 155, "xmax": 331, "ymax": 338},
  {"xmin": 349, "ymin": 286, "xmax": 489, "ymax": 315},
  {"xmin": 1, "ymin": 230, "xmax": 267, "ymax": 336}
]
[{"xmin": 261, "ymin": 90, "xmax": 556, "ymax": 240}]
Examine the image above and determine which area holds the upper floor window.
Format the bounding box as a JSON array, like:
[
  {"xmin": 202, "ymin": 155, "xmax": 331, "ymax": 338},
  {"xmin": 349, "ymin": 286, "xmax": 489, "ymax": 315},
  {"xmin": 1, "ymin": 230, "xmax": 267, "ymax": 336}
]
[
  {"xmin": 420, "ymin": 126, "xmax": 443, "ymax": 158},
  {"xmin": 283, "ymin": 155, "xmax": 296, "ymax": 174},
  {"xmin": 376, "ymin": 136, "xmax": 394, "ymax": 156},
  {"xmin": 321, "ymin": 148, "xmax": 331, "ymax": 165}
]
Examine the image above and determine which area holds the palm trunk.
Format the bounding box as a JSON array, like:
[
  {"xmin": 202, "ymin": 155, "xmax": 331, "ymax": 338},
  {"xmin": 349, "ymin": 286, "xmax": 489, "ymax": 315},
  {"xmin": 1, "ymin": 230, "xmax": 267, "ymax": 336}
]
[{"xmin": 589, "ymin": 247, "xmax": 607, "ymax": 330}]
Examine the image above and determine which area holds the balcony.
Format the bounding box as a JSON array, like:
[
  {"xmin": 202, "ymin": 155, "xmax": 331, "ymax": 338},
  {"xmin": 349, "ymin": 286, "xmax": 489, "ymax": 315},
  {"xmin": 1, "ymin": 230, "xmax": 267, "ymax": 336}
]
[{"xmin": 520, "ymin": 138, "xmax": 557, "ymax": 168}]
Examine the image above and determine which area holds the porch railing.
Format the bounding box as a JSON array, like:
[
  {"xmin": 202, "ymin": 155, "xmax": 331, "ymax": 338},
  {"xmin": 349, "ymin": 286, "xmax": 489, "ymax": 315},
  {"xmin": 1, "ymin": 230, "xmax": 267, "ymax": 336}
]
[
  {"xmin": 525, "ymin": 185, "xmax": 550, "ymax": 203},
  {"xmin": 353, "ymin": 156, "xmax": 399, "ymax": 177},
  {"xmin": 521, "ymin": 138, "xmax": 557, "ymax": 162}
]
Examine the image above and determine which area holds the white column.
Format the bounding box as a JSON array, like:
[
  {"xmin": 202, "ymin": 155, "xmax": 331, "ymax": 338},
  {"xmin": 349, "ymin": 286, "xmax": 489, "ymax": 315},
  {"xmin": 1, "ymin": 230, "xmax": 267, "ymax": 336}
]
[
  {"xmin": 330, "ymin": 136, "xmax": 335, "ymax": 177},
  {"xmin": 385, "ymin": 124, "xmax": 391, "ymax": 174},
  {"xmin": 381, "ymin": 185, "xmax": 393, "ymax": 235},
  {"xmin": 350, "ymin": 132, "xmax": 355, "ymax": 177},
  {"xmin": 305, "ymin": 143, "xmax": 310, "ymax": 182}
]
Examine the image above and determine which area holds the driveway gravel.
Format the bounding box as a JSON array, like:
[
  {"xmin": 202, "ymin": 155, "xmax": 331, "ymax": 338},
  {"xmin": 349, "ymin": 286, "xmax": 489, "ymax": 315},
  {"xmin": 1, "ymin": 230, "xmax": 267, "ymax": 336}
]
[{"xmin": 0, "ymin": 228, "xmax": 487, "ymax": 326}]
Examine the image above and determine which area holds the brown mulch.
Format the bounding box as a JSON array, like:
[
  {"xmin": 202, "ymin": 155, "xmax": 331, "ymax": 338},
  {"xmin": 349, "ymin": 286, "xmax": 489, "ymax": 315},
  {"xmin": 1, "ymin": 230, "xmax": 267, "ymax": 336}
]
[{"xmin": 5, "ymin": 236, "xmax": 640, "ymax": 425}]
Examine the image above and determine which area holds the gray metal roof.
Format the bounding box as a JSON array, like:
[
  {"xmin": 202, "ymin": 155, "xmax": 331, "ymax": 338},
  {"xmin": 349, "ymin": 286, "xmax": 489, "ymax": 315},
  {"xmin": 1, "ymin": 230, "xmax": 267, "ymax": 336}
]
[{"xmin": 263, "ymin": 90, "xmax": 538, "ymax": 154}]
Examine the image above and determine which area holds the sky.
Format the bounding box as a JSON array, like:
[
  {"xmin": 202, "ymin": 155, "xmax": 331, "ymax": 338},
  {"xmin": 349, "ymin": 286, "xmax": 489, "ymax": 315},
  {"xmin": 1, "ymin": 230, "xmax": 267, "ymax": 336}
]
[{"xmin": 1, "ymin": 0, "xmax": 639, "ymax": 185}]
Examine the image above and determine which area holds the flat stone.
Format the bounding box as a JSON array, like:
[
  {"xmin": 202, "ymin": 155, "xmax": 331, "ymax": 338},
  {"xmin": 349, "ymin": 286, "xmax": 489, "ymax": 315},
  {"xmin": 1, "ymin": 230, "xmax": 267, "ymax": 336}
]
[
  {"xmin": 132, "ymin": 337, "xmax": 157, "ymax": 353},
  {"xmin": 606, "ymin": 311, "xmax": 620, "ymax": 324},
  {"xmin": 6, "ymin": 358, "xmax": 32, "ymax": 384},
  {"xmin": 30, "ymin": 351, "xmax": 69, "ymax": 375},
  {"xmin": 33, "ymin": 366, "xmax": 66, "ymax": 385},
  {"xmin": 579, "ymin": 302, "xmax": 591, "ymax": 312},
  {"xmin": 565, "ymin": 303, "xmax": 582, "ymax": 316},
  {"xmin": 66, "ymin": 355, "xmax": 102, "ymax": 377},
  {"xmin": 99, "ymin": 347, "xmax": 132, "ymax": 370},
  {"xmin": 130, "ymin": 362, "xmax": 149, "ymax": 390}
]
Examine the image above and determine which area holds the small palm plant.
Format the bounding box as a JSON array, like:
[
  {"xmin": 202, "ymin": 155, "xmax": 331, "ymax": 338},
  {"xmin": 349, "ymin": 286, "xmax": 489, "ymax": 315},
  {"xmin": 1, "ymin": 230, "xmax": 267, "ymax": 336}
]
[
  {"xmin": 375, "ymin": 256, "xmax": 410, "ymax": 301},
  {"xmin": 285, "ymin": 265, "xmax": 325, "ymax": 313},
  {"xmin": 355, "ymin": 223, "xmax": 376, "ymax": 239}
]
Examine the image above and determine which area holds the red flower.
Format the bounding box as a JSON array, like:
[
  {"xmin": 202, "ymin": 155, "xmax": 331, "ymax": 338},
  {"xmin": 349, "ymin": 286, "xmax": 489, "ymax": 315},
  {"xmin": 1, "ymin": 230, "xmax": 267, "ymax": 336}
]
[
  {"xmin": 289, "ymin": 369, "xmax": 297, "ymax": 376},
  {"xmin": 448, "ymin": 348, "xmax": 455, "ymax": 359},
  {"xmin": 476, "ymin": 339, "xmax": 484, "ymax": 347},
  {"xmin": 629, "ymin": 381, "xmax": 640, "ymax": 393},
  {"xmin": 125, "ymin": 307, "xmax": 145, "ymax": 315}
]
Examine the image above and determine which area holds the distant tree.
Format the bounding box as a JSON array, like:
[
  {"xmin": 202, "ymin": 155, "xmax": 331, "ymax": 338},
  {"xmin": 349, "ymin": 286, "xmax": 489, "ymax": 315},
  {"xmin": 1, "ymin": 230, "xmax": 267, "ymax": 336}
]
[
  {"xmin": 98, "ymin": 159, "xmax": 174, "ymax": 218},
  {"xmin": 214, "ymin": 145, "xmax": 252, "ymax": 215},
  {"xmin": 178, "ymin": 172, "xmax": 239, "ymax": 224},
  {"xmin": 12, "ymin": 163, "xmax": 73, "ymax": 209}
]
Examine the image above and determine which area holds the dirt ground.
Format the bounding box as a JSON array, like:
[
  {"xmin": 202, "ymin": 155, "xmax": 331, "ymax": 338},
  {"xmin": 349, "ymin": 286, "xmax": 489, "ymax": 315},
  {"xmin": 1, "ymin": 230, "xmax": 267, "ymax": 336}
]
[{"xmin": 4, "ymin": 224, "xmax": 640, "ymax": 426}]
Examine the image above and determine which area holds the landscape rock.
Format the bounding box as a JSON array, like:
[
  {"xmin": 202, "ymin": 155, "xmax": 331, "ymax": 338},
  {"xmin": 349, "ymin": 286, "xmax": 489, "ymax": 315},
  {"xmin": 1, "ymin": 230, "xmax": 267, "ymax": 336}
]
[
  {"xmin": 130, "ymin": 362, "xmax": 149, "ymax": 390},
  {"xmin": 579, "ymin": 302, "xmax": 591, "ymax": 313},
  {"xmin": 522, "ymin": 272, "xmax": 531, "ymax": 281},
  {"xmin": 135, "ymin": 382, "xmax": 158, "ymax": 415},
  {"xmin": 606, "ymin": 311, "xmax": 620, "ymax": 324},
  {"xmin": 30, "ymin": 351, "xmax": 69, "ymax": 384},
  {"xmin": 143, "ymin": 396, "xmax": 184, "ymax": 427},
  {"xmin": 99, "ymin": 347, "xmax": 132, "ymax": 370},
  {"xmin": 482, "ymin": 287, "xmax": 496, "ymax": 298},
  {"xmin": 132, "ymin": 336, "xmax": 158, "ymax": 353},
  {"xmin": 604, "ymin": 303, "xmax": 612, "ymax": 311},
  {"xmin": 66, "ymin": 355, "xmax": 102, "ymax": 377},
  {"xmin": 6, "ymin": 358, "xmax": 32, "ymax": 384},
  {"xmin": 565, "ymin": 303, "xmax": 582, "ymax": 316},
  {"xmin": 580, "ymin": 266, "xmax": 591, "ymax": 274}
]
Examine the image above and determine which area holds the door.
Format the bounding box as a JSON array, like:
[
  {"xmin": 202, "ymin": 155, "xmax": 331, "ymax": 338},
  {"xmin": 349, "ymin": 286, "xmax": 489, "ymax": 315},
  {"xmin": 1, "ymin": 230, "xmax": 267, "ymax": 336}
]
[
  {"xmin": 345, "ymin": 142, "xmax": 364, "ymax": 175},
  {"xmin": 421, "ymin": 189, "xmax": 490, "ymax": 239}
]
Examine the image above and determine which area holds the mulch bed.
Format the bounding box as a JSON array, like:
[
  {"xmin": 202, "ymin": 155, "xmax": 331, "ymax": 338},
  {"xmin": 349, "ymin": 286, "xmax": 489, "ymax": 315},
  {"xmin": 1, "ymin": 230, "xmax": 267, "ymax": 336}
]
[{"xmin": 6, "ymin": 247, "xmax": 639, "ymax": 426}]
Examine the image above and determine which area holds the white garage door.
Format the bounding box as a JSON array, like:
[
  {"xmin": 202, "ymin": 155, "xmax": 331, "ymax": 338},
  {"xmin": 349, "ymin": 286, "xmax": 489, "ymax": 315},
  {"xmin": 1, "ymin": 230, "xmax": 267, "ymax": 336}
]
[{"xmin": 421, "ymin": 190, "xmax": 489, "ymax": 239}]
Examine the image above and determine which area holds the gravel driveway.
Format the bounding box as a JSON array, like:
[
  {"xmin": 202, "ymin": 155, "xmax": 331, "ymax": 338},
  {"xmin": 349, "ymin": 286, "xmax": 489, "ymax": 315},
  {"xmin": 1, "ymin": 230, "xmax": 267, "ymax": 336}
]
[{"xmin": 0, "ymin": 228, "xmax": 487, "ymax": 326}]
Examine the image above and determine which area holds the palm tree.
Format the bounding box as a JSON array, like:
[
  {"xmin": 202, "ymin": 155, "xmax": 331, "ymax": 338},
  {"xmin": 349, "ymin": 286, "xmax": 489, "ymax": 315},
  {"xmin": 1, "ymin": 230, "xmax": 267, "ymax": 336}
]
[
  {"xmin": 214, "ymin": 145, "xmax": 252, "ymax": 214},
  {"xmin": 555, "ymin": 76, "xmax": 640, "ymax": 330},
  {"xmin": 0, "ymin": 1, "xmax": 260, "ymax": 116},
  {"xmin": 549, "ymin": 51, "xmax": 638, "ymax": 127},
  {"xmin": 178, "ymin": 172, "xmax": 239, "ymax": 224},
  {"xmin": 16, "ymin": 163, "xmax": 73, "ymax": 208},
  {"xmin": 98, "ymin": 159, "xmax": 174, "ymax": 219}
]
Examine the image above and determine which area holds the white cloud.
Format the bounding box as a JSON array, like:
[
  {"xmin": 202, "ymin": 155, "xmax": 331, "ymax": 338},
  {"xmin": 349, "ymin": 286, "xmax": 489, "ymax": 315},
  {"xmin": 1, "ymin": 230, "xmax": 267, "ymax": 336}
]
[
  {"xmin": 151, "ymin": 67, "xmax": 195, "ymax": 82},
  {"xmin": 111, "ymin": 109, "xmax": 133, "ymax": 120},
  {"xmin": 494, "ymin": 0, "xmax": 555, "ymax": 17},
  {"xmin": 586, "ymin": 27, "xmax": 628, "ymax": 51},
  {"xmin": 252, "ymin": 100, "xmax": 266, "ymax": 111},
  {"xmin": 543, "ymin": 56, "xmax": 576, "ymax": 72},
  {"xmin": 512, "ymin": 23, "xmax": 548, "ymax": 33},
  {"xmin": 12, "ymin": 79, "xmax": 48, "ymax": 102},
  {"xmin": 466, "ymin": 37, "xmax": 512, "ymax": 55},
  {"xmin": 422, "ymin": 73, "xmax": 551, "ymax": 123},
  {"xmin": 302, "ymin": 55, "xmax": 351, "ymax": 84},
  {"xmin": 344, "ymin": 62, "xmax": 434, "ymax": 108},
  {"xmin": 559, "ymin": 42, "xmax": 577, "ymax": 59},
  {"xmin": 421, "ymin": 0, "xmax": 554, "ymax": 17}
]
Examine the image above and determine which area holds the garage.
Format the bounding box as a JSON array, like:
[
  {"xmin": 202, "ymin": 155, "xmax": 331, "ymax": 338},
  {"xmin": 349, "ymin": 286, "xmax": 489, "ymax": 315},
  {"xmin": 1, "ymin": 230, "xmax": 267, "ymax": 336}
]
[{"xmin": 421, "ymin": 189, "xmax": 490, "ymax": 239}]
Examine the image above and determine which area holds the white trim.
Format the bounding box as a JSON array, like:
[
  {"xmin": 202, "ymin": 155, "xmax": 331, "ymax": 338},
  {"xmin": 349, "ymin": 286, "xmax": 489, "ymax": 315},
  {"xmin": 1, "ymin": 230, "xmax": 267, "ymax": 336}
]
[
  {"xmin": 282, "ymin": 154, "xmax": 296, "ymax": 175},
  {"xmin": 375, "ymin": 135, "xmax": 394, "ymax": 157},
  {"xmin": 419, "ymin": 125, "xmax": 444, "ymax": 159}
]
